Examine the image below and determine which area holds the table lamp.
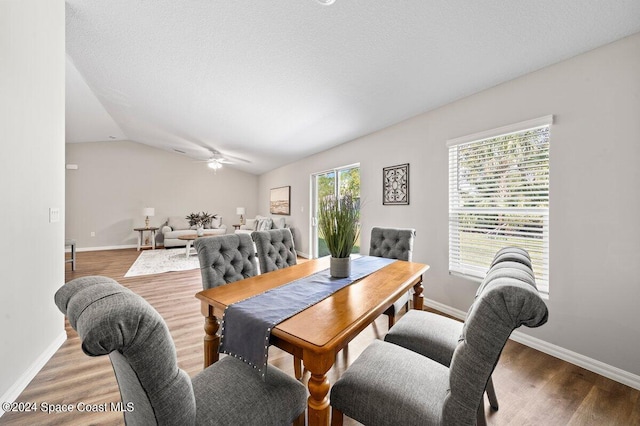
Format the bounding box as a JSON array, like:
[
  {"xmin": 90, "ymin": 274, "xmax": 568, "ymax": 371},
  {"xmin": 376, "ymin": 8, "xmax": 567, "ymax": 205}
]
[
  {"xmin": 142, "ymin": 207, "xmax": 155, "ymax": 228},
  {"xmin": 236, "ymin": 207, "xmax": 245, "ymax": 225}
]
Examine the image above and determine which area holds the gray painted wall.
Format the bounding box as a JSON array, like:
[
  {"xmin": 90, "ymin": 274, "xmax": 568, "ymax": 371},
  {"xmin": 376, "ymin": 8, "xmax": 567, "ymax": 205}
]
[
  {"xmin": 258, "ymin": 33, "xmax": 640, "ymax": 377},
  {"xmin": 65, "ymin": 141, "xmax": 259, "ymax": 249},
  {"xmin": 0, "ymin": 0, "xmax": 65, "ymax": 402}
]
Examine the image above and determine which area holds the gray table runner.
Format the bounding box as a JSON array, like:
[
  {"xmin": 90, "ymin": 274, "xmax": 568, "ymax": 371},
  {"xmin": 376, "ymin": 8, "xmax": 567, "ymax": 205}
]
[{"xmin": 219, "ymin": 256, "xmax": 396, "ymax": 379}]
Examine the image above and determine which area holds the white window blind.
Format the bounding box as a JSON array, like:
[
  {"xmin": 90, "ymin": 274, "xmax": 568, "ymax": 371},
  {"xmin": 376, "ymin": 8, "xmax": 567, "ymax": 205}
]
[{"xmin": 448, "ymin": 116, "xmax": 552, "ymax": 294}]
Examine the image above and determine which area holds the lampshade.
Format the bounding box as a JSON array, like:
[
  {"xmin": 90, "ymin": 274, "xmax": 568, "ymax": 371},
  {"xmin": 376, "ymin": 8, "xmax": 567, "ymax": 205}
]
[
  {"xmin": 142, "ymin": 207, "xmax": 155, "ymax": 217},
  {"xmin": 236, "ymin": 207, "xmax": 246, "ymax": 215}
]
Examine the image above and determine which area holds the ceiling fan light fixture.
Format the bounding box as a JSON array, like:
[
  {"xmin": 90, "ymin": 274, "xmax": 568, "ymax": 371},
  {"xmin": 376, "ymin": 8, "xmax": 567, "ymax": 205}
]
[
  {"xmin": 207, "ymin": 160, "xmax": 222, "ymax": 170},
  {"xmin": 315, "ymin": 0, "xmax": 336, "ymax": 5}
]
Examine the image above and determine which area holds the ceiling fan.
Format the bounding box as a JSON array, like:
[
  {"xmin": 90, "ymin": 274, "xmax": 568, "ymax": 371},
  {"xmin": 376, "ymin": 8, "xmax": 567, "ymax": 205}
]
[{"xmin": 195, "ymin": 149, "xmax": 251, "ymax": 170}]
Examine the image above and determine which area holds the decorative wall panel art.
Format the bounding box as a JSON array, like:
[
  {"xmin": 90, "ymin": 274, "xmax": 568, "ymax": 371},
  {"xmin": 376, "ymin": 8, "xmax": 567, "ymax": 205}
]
[{"xmin": 383, "ymin": 163, "xmax": 409, "ymax": 205}]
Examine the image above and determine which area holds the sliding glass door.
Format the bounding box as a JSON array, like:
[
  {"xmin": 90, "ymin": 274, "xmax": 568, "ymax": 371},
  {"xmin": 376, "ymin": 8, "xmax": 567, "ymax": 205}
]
[{"xmin": 311, "ymin": 164, "xmax": 360, "ymax": 258}]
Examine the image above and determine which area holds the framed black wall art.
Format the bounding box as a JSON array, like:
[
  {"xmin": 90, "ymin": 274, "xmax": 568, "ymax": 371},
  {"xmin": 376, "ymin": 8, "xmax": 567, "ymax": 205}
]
[{"xmin": 383, "ymin": 163, "xmax": 409, "ymax": 205}]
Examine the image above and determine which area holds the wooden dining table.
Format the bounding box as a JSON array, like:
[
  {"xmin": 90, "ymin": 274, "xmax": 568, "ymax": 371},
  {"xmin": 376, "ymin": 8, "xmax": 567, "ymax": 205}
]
[{"xmin": 195, "ymin": 256, "xmax": 430, "ymax": 426}]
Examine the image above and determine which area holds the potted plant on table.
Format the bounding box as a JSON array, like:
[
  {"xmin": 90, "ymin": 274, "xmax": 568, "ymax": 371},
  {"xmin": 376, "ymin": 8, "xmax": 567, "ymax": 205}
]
[
  {"xmin": 186, "ymin": 212, "xmax": 213, "ymax": 236},
  {"xmin": 317, "ymin": 192, "xmax": 360, "ymax": 278}
]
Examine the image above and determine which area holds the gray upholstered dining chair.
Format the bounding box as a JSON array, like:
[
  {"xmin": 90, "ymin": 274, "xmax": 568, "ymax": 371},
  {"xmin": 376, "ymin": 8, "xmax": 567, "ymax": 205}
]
[
  {"xmin": 330, "ymin": 248, "xmax": 548, "ymax": 426},
  {"xmin": 55, "ymin": 276, "xmax": 307, "ymax": 426},
  {"xmin": 369, "ymin": 226, "xmax": 416, "ymax": 328},
  {"xmin": 383, "ymin": 247, "xmax": 537, "ymax": 421},
  {"xmin": 196, "ymin": 232, "xmax": 304, "ymax": 379},
  {"xmin": 251, "ymin": 228, "xmax": 297, "ymax": 273},
  {"xmin": 194, "ymin": 233, "xmax": 257, "ymax": 289},
  {"xmin": 251, "ymin": 228, "xmax": 304, "ymax": 378}
]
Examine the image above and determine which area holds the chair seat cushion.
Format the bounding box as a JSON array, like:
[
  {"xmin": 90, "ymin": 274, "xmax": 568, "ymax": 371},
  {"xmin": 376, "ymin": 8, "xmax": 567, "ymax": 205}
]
[
  {"xmin": 385, "ymin": 310, "xmax": 463, "ymax": 367},
  {"xmin": 330, "ymin": 340, "xmax": 449, "ymax": 426},
  {"xmin": 192, "ymin": 356, "xmax": 307, "ymax": 426}
]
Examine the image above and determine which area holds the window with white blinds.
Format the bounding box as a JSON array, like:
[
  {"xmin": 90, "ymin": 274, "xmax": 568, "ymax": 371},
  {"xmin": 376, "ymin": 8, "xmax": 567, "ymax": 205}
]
[{"xmin": 448, "ymin": 116, "xmax": 552, "ymax": 294}]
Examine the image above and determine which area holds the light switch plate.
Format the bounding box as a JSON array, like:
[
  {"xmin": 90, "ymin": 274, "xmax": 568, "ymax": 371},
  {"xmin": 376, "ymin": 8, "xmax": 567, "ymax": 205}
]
[{"xmin": 49, "ymin": 208, "xmax": 60, "ymax": 223}]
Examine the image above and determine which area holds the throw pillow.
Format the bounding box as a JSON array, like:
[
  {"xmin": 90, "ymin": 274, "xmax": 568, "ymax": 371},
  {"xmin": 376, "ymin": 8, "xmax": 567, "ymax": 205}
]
[
  {"xmin": 244, "ymin": 218, "xmax": 256, "ymax": 230},
  {"xmin": 253, "ymin": 215, "xmax": 268, "ymax": 231},
  {"xmin": 273, "ymin": 217, "xmax": 286, "ymax": 229},
  {"xmin": 256, "ymin": 218, "xmax": 273, "ymax": 231},
  {"xmin": 167, "ymin": 216, "xmax": 191, "ymax": 230},
  {"xmin": 253, "ymin": 216, "xmax": 267, "ymax": 230},
  {"xmin": 210, "ymin": 216, "xmax": 222, "ymax": 229}
]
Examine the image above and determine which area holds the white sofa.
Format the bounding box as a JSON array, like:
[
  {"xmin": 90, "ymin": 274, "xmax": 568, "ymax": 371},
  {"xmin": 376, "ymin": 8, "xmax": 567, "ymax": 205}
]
[
  {"xmin": 161, "ymin": 215, "xmax": 227, "ymax": 247},
  {"xmin": 235, "ymin": 215, "xmax": 287, "ymax": 235}
]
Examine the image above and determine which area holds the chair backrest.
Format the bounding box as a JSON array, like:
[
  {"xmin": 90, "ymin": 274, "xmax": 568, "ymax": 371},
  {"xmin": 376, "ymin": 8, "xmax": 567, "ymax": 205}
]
[
  {"xmin": 490, "ymin": 246, "xmax": 533, "ymax": 268},
  {"xmin": 251, "ymin": 228, "xmax": 297, "ymax": 273},
  {"xmin": 369, "ymin": 226, "xmax": 416, "ymax": 261},
  {"xmin": 195, "ymin": 233, "xmax": 257, "ymax": 289},
  {"xmin": 54, "ymin": 276, "xmax": 195, "ymax": 425},
  {"xmin": 478, "ymin": 247, "xmax": 535, "ymax": 297},
  {"xmin": 442, "ymin": 249, "xmax": 549, "ymax": 425}
]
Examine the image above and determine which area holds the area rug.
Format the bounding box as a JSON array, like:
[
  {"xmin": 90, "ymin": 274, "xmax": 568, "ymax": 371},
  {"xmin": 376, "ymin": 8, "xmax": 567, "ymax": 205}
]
[{"xmin": 125, "ymin": 249, "xmax": 200, "ymax": 277}]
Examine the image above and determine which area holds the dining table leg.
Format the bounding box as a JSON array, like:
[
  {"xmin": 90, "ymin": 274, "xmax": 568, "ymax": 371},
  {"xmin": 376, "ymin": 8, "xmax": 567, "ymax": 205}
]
[
  {"xmin": 412, "ymin": 275, "xmax": 424, "ymax": 311},
  {"xmin": 305, "ymin": 354, "xmax": 333, "ymax": 426},
  {"xmin": 202, "ymin": 303, "xmax": 220, "ymax": 368}
]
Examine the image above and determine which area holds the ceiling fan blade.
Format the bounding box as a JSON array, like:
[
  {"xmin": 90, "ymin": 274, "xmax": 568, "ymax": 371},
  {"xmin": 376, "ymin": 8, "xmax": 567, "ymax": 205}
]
[
  {"xmin": 192, "ymin": 148, "xmax": 252, "ymax": 165},
  {"xmin": 222, "ymin": 153, "xmax": 251, "ymax": 164}
]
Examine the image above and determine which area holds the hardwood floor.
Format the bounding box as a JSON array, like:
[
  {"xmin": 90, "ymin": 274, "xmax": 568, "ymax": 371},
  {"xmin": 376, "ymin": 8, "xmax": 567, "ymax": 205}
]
[{"xmin": 1, "ymin": 248, "xmax": 639, "ymax": 425}]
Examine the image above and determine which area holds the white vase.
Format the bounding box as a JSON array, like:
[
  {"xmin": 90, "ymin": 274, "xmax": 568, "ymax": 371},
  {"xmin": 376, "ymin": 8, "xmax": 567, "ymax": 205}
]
[
  {"xmin": 330, "ymin": 256, "xmax": 351, "ymax": 278},
  {"xmin": 196, "ymin": 226, "xmax": 204, "ymax": 237}
]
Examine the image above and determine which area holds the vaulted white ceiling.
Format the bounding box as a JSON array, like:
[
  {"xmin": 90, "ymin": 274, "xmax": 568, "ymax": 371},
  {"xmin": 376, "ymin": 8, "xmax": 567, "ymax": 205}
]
[{"xmin": 65, "ymin": 0, "xmax": 640, "ymax": 174}]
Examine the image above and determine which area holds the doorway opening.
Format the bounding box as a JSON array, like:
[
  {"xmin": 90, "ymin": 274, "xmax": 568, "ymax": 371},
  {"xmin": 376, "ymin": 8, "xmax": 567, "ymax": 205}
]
[{"xmin": 310, "ymin": 164, "xmax": 360, "ymax": 258}]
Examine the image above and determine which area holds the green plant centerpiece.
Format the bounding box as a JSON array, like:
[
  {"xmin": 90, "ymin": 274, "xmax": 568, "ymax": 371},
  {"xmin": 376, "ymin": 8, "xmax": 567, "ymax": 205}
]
[
  {"xmin": 186, "ymin": 212, "xmax": 214, "ymax": 236},
  {"xmin": 317, "ymin": 193, "xmax": 360, "ymax": 278}
]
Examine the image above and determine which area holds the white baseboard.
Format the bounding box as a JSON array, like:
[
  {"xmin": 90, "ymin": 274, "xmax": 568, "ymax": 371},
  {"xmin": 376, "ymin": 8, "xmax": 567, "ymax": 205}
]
[
  {"xmin": 423, "ymin": 298, "xmax": 467, "ymax": 320},
  {"xmin": 77, "ymin": 244, "xmax": 137, "ymax": 252},
  {"xmin": 423, "ymin": 298, "xmax": 640, "ymax": 391},
  {"xmin": 296, "ymin": 251, "xmax": 311, "ymax": 259},
  {"xmin": 508, "ymin": 330, "xmax": 640, "ymax": 391},
  {"xmin": 0, "ymin": 331, "xmax": 67, "ymax": 418}
]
